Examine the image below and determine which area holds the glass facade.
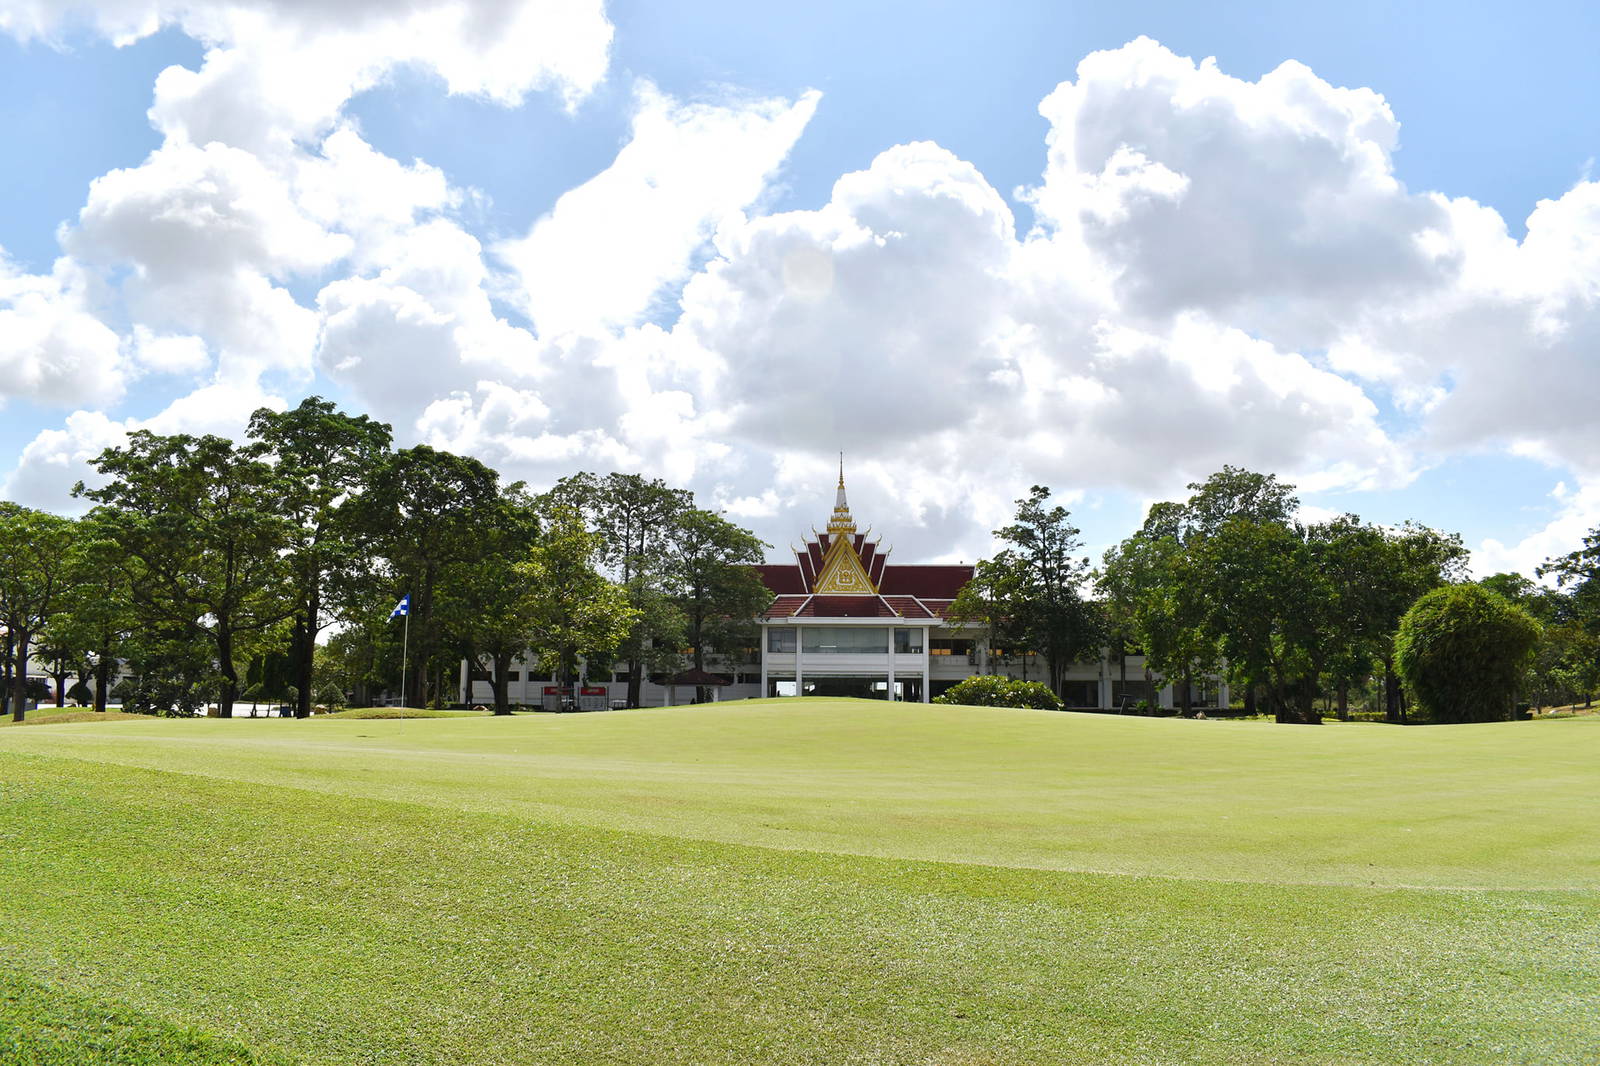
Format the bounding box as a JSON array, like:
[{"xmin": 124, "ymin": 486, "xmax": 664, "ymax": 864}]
[
  {"xmin": 893, "ymin": 628, "xmax": 924, "ymax": 654},
  {"xmin": 801, "ymin": 627, "xmax": 890, "ymax": 654},
  {"xmin": 767, "ymin": 627, "xmax": 797, "ymax": 652}
]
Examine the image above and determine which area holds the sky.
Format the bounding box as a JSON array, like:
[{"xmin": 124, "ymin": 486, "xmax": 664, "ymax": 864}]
[{"xmin": 1, "ymin": 0, "xmax": 1598, "ymax": 575}]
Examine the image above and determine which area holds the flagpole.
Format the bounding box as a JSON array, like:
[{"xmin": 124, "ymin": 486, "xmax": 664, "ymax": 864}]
[{"xmin": 399, "ymin": 607, "xmax": 410, "ymax": 709}]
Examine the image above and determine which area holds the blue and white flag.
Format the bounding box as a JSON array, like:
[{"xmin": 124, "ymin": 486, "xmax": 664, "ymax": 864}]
[{"xmin": 390, "ymin": 594, "xmax": 410, "ymax": 619}]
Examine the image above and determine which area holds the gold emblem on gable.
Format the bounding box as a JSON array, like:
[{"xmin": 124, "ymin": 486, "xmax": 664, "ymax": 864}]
[{"xmin": 813, "ymin": 536, "xmax": 877, "ymax": 594}]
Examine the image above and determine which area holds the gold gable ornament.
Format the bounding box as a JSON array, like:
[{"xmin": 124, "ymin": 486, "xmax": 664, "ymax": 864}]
[{"xmin": 813, "ymin": 534, "xmax": 878, "ymax": 593}]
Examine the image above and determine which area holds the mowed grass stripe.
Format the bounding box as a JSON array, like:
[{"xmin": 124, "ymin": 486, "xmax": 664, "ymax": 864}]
[
  {"xmin": 3, "ymin": 700, "xmax": 1597, "ymax": 889},
  {"xmin": 1, "ymin": 743, "xmax": 1598, "ymax": 1066}
]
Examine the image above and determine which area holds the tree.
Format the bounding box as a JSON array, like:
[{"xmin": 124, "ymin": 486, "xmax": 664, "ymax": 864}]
[
  {"xmin": 1539, "ymin": 530, "xmax": 1600, "ymax": 706},
  {"xmin": 947, "ymin": 557, "xmax": 1025, "ymax": 675},
  {"xmin": 545, "ymin": 473, "xmax": 692, "ymax": 707},
  {"xmin": 360, "ymin": 445, "xmax": 503, "ymax": 707},
  {"xmin": 79, "ymin": 432, "xmax": 296, "ymax": 718},
  {"xmin": 37, "ymin": 511, "xmax": 135, "ymax": 712},
  {"xmin": 436, "ymin": 487, "xmax": 541, "ymax": 714},
  {"xmin": 0, "ymin": 504, "xmax": 75, "ymax": 722},
  {"xmin": 1099, "ymin": 516, "xmax": 1214, "ymax": 716},
  {"xmin": 1371, "ymin": 522, "xmax": 1470, "ymax": 722},
  {"xmin": 668, "ymin": 509, "xmax": 770, "ymax": 701},
  {"xmin": 248, "ymin": 397, "xmax": 393, "ymax": 719},
  {"xmin": 516, "ymin": 507, "xmax": 637, "ymax": 689},
  {"xmin": 1193, "ymin": 516, "xmax": 1328, "ymax": 724},
  {"xmin": 988, "ymin": 486, "xmax": 1101, "ymax": 698},
  {"xmin": 1395, "ymin": 584, "xmax": 1540, "ymax": 722},
  {"xmin": 1484, "ymin": 570, "xmax": 1598, "ymax": 708}
]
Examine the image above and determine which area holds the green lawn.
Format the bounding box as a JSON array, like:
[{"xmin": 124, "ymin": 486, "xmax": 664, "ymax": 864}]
[{"xmin": 1, "ymin": 699, "xmax": 1595, "ymax": 1064}]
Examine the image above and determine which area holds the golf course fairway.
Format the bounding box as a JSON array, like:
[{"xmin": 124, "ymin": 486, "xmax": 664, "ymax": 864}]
[{"xmin": 2, "ymin": 699, "xmax": 1596, "ymax": 1064}]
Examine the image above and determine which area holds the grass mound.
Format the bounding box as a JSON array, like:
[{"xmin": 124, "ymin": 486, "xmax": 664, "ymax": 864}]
[
  {"xmin": 0, "ymin": 710, "xmax": 144, "ymax": 728},
  {"xmin": 1, "ymin": 698, "xmax": 1595, "ymax": 1064}
]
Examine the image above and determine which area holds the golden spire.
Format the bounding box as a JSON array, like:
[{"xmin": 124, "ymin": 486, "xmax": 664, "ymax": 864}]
[{"xmin": 827, "ymin": 453, "xmax": 856, "ymax": 536}]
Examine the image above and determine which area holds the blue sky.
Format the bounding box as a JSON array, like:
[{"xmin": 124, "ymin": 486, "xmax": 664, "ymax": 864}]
[{"xmin": 1, "ymin": 0, "xmax": 1597, "ymax": 573}]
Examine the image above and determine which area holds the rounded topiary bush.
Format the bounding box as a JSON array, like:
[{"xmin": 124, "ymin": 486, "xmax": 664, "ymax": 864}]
[
  {"xmin": 933, "ymin": 675, "xmax": 1063, "ymax": 711},
  {"xmin": 1394, "ymin": 583, "xmax": 1541, "ymax": 723}
]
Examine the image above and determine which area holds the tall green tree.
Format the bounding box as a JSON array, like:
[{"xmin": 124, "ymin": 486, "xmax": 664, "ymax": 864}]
[
  {"xmin": 545, "ymin": 473, "xmax": 692, "ymax": 707},
  {"xmin": 247, "ymin": 397, "xmax": 393, "ymax": 719},
  {"xmin": 79, "ymin": 432, "xmax": 296, "ymax": 718},
  {"xmin": 516, "ymin": 507, "xmax": 637, "ymax": 689},
  {"xmin": 360, "ymin": 445, "xmax": 503, "ymax": 707},
  {"xmin": 0, "ymin": 504, "xmax": 76, "ymax": 722},
  {"xmin": 436, "ymin": 487, "xmax": 541, "ymax": 714},
  {"xmin": 1193, "ymin": 516, "xmax": 1329, "ymax": 724},
  {"xmin": 986, "ymin": 486, "xmax": 1101, "ymax": 697},
  {"xmin": 42, "ymin": 513, "xmax": 137, "ymax": 712},
  {"xmin": 668, "ymin": 508, "xmax": 771, "ymax": 701},
  {"xmin": 1099, "ymin": 522, "xmax": 1213, "ymax": 715}
]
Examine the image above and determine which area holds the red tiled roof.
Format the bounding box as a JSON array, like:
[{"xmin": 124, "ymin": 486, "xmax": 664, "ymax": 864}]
[
  {"xmin": 881, "ymin": 595, "xmax": 935, "ymax": 619},
  {"xmin": 762, "ymin": 594, "xmax": 812, "ymax": 618},
  {"xmin": 796, "ymin": 595, "xmax": 898, "ymax": 618},
  {"xmin": 755, "ymin": 564, "xmax": 806, "ymax": 596},
  {"xmin": 922, "ymin": 599, "xmax": 957, "ymax": 619},
  {"xmin": 877, "ymin": 565, "xmax": 973, "ymax": 599}
]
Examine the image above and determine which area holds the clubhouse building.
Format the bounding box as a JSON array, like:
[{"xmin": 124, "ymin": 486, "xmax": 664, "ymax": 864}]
[{"xmin": 465, "ymin": 467, "xmax": 1219, "ymax": 710}]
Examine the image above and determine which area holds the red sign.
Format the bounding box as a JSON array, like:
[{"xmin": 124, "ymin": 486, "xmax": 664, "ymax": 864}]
[
  {"xmin": 580, "ymin": 686, "xmax": 607, "ymax": 696},
  {"xmin": 543, "ymin": 686, "xmax": 569, "ymax": 696}
]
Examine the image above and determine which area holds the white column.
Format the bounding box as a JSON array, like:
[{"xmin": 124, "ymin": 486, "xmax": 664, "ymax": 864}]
[
  {"xmin": 794, "ymin": 627, "xmax": 804, "ymax": 698},
  {"xmin": 886, "ymin": 631, "xmax": 896, "ymax": 702},
  {"xmin": 1159, "ymin": 683, "xmax": 1174, "ymax": 710},
  {"xmin": 459, "ymin": 659, "xmax": 470, "ymax": 705},
  {"xmin": 1217, "ymin": 679, "xmax": 1230, "ymax": 709},
  {"xmin": 921, "ymin": 626, "xmax": 931, "ymax": 703}
]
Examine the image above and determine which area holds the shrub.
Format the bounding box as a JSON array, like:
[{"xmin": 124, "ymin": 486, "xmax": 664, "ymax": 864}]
[
  {"xmin": 1395, "ymin": 584, "xmax": 1541, "ymax": 723},
  {"xmin": 933, "ymin": 675, "xmax": 1063, "ymax": 711}
]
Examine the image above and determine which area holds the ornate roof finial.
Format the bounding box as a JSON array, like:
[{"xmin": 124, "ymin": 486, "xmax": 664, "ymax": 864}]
[{"xmin": 827, "ymin": 452, "xmax": 856, "ymax": 536}]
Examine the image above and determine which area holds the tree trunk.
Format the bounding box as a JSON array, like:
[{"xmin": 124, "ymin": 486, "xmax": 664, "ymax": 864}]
[
  {"xmin": 493, "ymin": 652, "xmax": 512, "ymax": 715},
  {"xmin": 293, "ymin": 586, "xmax": 318, "ymax": 719},
  {"xmin": 10, "ymin": 631, "xmax": 31, "ymax": 723},
  {"xmin": 94, "ymin": 653, "xmax": 112, "ymax": 713},
  {"xmin": 1180, "ymin": 667, "xmax": 1193, "ymax": 717},
  {"xmin": 53, "ymin": 667, "xmax": 68, "ymax": 706},
  {"xmin": 1243, "ymin": 684, "xmax": 1256, "ymax": 717},
  {"xmin": 1384, "ymin": 661, "xmax": 1401, "ymax": 723},
  {"xmin": 216, "ymin": 626, "xmax": 236, "ymax": 718},
  {"xmin": 626, "ymin": 657, "xmax": 643, "ymax": 709},
  {"xmin": 1337, "ymin": 680, "xmax": 1349, "ymax": 721}
]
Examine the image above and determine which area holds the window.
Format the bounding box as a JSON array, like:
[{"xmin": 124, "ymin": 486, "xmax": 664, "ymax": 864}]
[
  {"xmin": 894, "ymin": 628, "xmax": 924, "ymax": 654},
  {"xmin": 613, "ymin": 672, "xmax": 630, "ymax": 683},
  {"xmin": 736, "ymin": 672, "xmax": 761, "ymax": 685},
  {"xmin": 526, "ymin": 672, "xmax": 552, "ymax": 683},
  {"xmin": 1061, "ymin": 680, "xmax": 1098, "ymax": 708},
  {"xmin": 801, "ymin": 627, "xmax": 889, "ymax": 654},
  {"xmin": 506, "ymin": 671, "xmax": 520, "ymax": 682},
  {"xmin": 1113, "ymin": 680, "xmax": 1155, "ymax": 707},
  {"xmin": 767, "ymin": 627, "xmax": 797, "ymax": 653},
  {"xmin": 929, "ymin": 638, "xmax": 974, "ymax": 656}
]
